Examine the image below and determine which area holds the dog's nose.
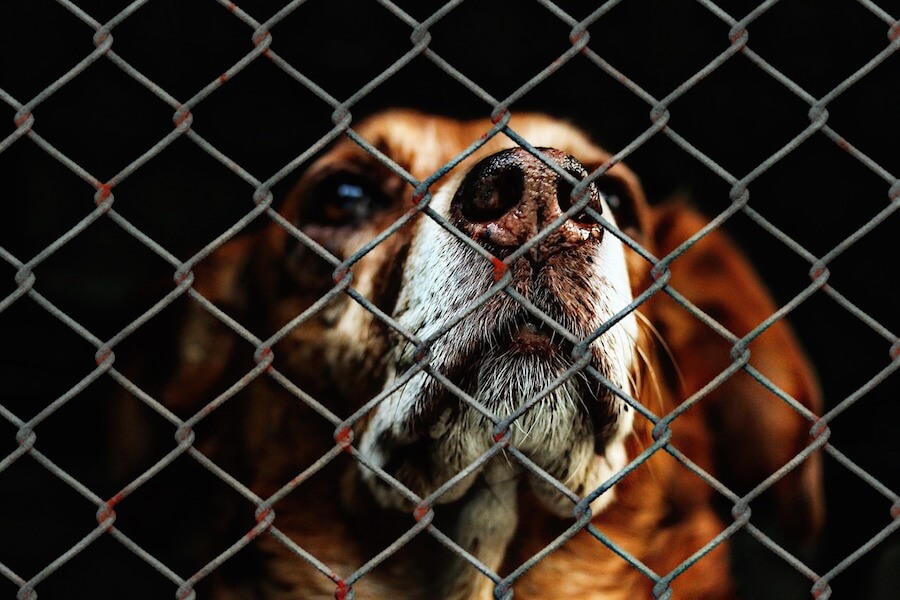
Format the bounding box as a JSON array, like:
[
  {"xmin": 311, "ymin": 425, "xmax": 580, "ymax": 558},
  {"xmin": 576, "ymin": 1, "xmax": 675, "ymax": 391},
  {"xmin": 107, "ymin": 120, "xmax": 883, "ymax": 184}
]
[{"xmin": 451, "ymin": 148, "xmax": 604, "ymax": 255}]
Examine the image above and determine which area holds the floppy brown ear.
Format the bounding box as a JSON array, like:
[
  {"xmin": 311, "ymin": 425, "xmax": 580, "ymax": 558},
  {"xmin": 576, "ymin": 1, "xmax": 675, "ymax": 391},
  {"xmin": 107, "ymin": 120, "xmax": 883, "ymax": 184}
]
[
  {"xmin": 644, "ymin": 200, "xmax": 824, "ymax": 541},
  {"xmin": 161, "ymin": 234, "xmax": 258, "ymax": 412},
  {"xmin": 109, "ymin": 234, "xmax": 260, "ymax": 481}
]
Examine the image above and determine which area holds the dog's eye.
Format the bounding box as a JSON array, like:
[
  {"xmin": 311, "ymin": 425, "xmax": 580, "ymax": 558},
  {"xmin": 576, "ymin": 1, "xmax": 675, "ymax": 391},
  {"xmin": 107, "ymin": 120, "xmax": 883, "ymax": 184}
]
[
  {"xmin": 597, "ymin": 176, "xmax": 641, "ymax": 238},
  {"xmin": 557, "ymin": 169, "xmax": 602, "ymax": 224},
  {"xmin": 307, "ymin": 173, "xmax": 390, "ymax": 226}
]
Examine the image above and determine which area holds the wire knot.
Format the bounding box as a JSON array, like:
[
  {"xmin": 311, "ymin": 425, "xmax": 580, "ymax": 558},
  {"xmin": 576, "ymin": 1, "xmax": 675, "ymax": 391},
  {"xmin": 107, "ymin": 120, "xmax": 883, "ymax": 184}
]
[
  {"xmin": 808, "ymin": 264, "xmax": 830, "ymax": 287},
  {"xmin": 335, "ymin": 424, "xmax": 354, "ymax": 451},
  {"xmin": 92, "ymin": 184, "xmax": 115, "ymax": 212},
  {"xmin": 569, "ymin": 26, "xmax": 590, "ymax": 50},
  {"xmin": 492, "ymin": 426, "xmax": 511, "ymax": 446},
  {"xmin": 807, "ymin": 104, "xmax": 829, "ymax": 128},
  {"xmin": 255, "ymin": 346, "xmax": 274, "ymax": 371},
  {"xmin": 493, "ymin": 580, "xmax": 512, "ymax": 600},
  {"xmin": 175, "ymin": 425, "xmax": 196, "ymax": 445},
  {"xmin": 810, "ymin": 419, "xmax": 831, "ymax": 442},
  {"xmin": 332, "ymin": 107, "xmax": 352, "ymax": 130},
  {"xmin": 491, "ymin": 107, "xmax": 510, "ymax": 125},
  {"xmin": 252, "ymin": 29, "xmax": 272, "ymax": 50},
  {"xmin": 410, "ymin": 26, "xmax": 431, "ymax": 47},
  {"xmin": 333, "ymin": 266, "xmax": 353, "ymax": 286},
  {"xmin": 96, "ymin": 502, "xmax": 118, "ymax": 531},
  {"xmin": 651, "ymin": 421, "xmax": 671, "ymax": 442},
  {"xmin": 728, "ymin": 25, "xmax": 749, "ymax": 48},
  {"xmin": 93, "ymin": 28, "xmax": 113, "ymax": 50},
  {"xmin": 15, "ymin": 427, "xmax": 36, "ymax": 451},
  {"xmin": 649, "ymin": 105, "xmax": 670, "ymax": 128},
  {"xmin": 888, "ymin": 180, "xmax": 899, "ymax": 204},
  {"xmin": 334, "ymin": 580, "xmax": 352, "ymax": 600},
  {"xmin": 730, "ymin": 500, "xmax": 751, "ymax": 524},
  {"xmin": 729, "ymin": 340, "xmax": 750, "ymax": 363},
  {"xmin": 253, "ymin": 188, "xmax": 273, "ymax": 208},
  {"xmin": 13, "ymin": 111, "xmax": 33, "ymax": 130},
  {"xmin": 729, "ymin": 183, "xmax": 749, "ymax": 207},
  {"xmin": 95, "ymin": 347, "xmax": 115, "ymax": 367},
  {"xmin": 652, "ymin": 581, "xmax": 674, "ymax": 600},
  {"xmin": 413, "ymin": 501, "xmax": 434, "ymax": 524},
  {"xmin": 14, "ymin": 267, "xmax": 36, "ymax": 292}
]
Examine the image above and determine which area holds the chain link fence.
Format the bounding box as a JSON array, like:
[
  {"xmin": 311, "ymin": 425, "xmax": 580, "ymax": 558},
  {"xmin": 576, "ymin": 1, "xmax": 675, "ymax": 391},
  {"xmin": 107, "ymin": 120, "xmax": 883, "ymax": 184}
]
[{"xmin": 1, "ymin": 0, "xmax": 898, "ymax": 598}]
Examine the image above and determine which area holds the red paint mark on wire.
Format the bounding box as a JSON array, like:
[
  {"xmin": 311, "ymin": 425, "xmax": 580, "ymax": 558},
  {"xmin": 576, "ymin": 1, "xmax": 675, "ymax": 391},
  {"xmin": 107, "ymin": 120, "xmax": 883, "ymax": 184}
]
[
  {"xmin": 491, "ymin": 257, "xmax": 507, "ymax": 282},
  {"xmin": 335, "ymin": 580, "xmax": 350, "ymax": 600}
]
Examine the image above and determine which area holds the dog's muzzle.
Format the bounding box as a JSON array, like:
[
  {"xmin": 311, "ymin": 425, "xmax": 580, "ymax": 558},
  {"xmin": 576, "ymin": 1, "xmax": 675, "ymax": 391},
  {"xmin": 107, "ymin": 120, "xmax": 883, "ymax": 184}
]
[
  {"xmin": 359, "ymin": 146, "xmax": 636, "ymax": 516},
  {"xmin": 448, "ymin": 148, "xmax": 612, "ymax": 360}
]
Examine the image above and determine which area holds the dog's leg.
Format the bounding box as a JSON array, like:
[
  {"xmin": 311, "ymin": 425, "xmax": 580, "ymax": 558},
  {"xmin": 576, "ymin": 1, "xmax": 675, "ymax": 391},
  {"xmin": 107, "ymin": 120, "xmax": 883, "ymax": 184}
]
[{"xmin": 442, "ymin": 461, "xmax": 519, "ymax": 600}]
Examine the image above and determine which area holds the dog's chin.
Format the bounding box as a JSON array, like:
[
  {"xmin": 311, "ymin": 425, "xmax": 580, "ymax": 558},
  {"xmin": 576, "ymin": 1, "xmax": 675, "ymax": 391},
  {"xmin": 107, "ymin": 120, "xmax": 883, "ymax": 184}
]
[
  {"xmin": 508, "ymin": 321, "xmax": 561, "ymax": 355},
  {"xmin": 358, "ymin": 317, "xmax": 633, "ymax": 518}
]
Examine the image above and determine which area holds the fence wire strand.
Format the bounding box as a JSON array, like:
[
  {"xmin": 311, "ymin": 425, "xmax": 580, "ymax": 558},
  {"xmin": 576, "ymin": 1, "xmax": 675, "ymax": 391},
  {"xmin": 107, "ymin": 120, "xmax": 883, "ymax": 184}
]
[{"xmin": 1, "ymin": 0, "xmax": 898, "ymax": 598}]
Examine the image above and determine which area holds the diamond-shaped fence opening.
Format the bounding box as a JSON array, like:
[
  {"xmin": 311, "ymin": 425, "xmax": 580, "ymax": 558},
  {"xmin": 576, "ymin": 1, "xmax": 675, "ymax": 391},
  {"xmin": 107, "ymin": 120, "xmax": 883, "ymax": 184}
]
[{"xmin": 1, "ymin": 0, "xmax": 898, "ymax": 599}]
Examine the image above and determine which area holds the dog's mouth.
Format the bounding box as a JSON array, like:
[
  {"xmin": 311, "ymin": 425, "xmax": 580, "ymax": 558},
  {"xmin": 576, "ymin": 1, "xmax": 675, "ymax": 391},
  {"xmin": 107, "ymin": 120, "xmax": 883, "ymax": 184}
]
[
  {"xmin": 470, "ymin": 310, "xmax": 620, "ymax": 446},
  {"xmin": 508, "ymin": 317, "xmax": 568, "ymax": 356},
  {"xmin": 393, "ymin": 301, "xmax": 623, "ymax": 455}
]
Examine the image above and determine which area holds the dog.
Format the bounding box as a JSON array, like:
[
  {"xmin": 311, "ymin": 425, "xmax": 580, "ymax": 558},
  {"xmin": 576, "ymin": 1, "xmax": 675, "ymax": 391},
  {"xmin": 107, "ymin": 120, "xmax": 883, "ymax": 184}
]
[{"xmin": 128, "ymin": 110, "xmax": 823, "ymax": 599}]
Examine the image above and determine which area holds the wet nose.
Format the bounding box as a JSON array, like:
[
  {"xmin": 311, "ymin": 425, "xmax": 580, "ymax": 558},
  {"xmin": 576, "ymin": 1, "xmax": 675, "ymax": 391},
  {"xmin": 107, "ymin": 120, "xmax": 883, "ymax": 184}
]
[{"xmin": 451, "ymin": 147, "xmax": 604, "ymax": 253}]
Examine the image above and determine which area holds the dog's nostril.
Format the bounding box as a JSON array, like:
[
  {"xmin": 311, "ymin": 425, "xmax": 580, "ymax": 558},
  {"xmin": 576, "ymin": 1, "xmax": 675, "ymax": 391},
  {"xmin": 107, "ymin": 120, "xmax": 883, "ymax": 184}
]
[{"xmin": 459, "ymin": 166, "xmax": 524, "ymax": 223}]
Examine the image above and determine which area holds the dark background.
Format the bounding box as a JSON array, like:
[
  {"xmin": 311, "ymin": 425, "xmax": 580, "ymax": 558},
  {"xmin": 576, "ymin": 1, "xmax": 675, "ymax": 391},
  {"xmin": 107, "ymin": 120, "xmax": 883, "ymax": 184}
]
[{"xmin": 1, "ymin": 0, "xmax": 898, "ymax": 598}]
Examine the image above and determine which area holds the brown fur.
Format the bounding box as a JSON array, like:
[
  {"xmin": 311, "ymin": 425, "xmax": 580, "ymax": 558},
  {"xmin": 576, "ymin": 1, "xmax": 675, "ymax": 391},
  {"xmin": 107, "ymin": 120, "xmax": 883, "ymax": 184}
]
[{"xmin": 123, "ymin": 111, "xmax": 823, "ymax": 599}]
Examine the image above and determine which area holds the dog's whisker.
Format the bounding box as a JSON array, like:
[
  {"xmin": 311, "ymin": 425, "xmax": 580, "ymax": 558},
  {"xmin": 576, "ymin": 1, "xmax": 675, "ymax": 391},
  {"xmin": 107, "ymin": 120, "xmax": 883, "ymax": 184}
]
[
  {"xmin": 635, "ymin": 310, "xmax": 686, "ymax": 396},
  {"xmin": 635, "ymin": 342, "xmax": 665, "ymax": 417}
]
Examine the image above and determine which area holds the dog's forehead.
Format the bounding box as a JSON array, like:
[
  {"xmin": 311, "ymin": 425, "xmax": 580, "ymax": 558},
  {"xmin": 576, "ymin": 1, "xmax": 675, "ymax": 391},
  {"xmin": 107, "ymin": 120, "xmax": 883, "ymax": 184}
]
[{"xmin": 353, "ymin": 110, "xmax": 613, "ymax": 181}]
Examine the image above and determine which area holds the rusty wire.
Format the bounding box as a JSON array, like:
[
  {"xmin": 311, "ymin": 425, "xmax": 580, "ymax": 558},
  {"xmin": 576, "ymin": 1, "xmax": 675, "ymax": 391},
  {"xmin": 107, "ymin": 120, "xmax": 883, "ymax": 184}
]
[{"xmin": 1, "ymin": 0, "xmax": 898, "ymax": 599}]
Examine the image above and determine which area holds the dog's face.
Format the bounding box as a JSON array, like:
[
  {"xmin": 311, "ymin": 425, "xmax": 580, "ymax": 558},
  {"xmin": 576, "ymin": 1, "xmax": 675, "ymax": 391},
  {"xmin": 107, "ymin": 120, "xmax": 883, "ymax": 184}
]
[
  {"xmin": 152, "ymin": 109, "xmax": 823, "ymax": 598},
  {"xmin": 274, "ymin": 111, "xmax": 651, "ymax": 516}
]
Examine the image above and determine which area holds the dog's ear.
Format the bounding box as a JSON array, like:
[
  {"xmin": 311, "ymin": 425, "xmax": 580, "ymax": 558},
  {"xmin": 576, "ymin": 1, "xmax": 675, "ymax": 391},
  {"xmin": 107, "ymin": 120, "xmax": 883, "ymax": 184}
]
[
  {"xmin": 161, "ymin": 235, "xmax": 259, "ymax": 412},
  {"xmin": 109, "ymin": 234, "xmax": 261, "ymax": 481},
  {"xmin": 644, "ymin": 199, "xmax": 824, "ymax": 541}
]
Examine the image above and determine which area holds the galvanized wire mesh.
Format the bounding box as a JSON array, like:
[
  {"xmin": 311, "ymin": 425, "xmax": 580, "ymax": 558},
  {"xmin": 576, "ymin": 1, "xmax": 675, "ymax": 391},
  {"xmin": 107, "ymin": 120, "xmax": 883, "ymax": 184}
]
[{"xmin": 1, "ymin": 0, "xmax": 898, "ymax": 598}]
